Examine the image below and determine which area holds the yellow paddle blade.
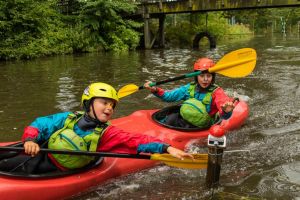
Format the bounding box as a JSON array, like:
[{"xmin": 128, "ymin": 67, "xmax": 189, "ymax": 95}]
[
  {"xmin": 117, "ymin": 84, "xmax": 139, "ymax": 98},
  {"xmin": 150, "ymin": 153, "xmax": 208, "ymax": 169},
  {"xmin": 209, "ymin": 48, "xmax": 257, "ymax": 78}
]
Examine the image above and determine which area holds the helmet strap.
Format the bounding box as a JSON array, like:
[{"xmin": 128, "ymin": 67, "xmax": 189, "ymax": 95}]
[
  {"xmin": 83, "ymin": 100, "xmax": 90, "ymax": 112},
  {"xmin": 90, "ymin": 99, "xmax": 102, "ymax": 124}
]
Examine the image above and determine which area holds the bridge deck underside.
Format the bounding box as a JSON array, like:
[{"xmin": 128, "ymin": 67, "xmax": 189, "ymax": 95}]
[{"xmin": 136, "ymin": 0, "xmax": 300, "ymax": 16}]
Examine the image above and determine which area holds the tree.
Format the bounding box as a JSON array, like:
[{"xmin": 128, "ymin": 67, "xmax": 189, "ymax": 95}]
[{"xmin": 79, "ymin": 0, "xmax": 142, "ymax": 51}]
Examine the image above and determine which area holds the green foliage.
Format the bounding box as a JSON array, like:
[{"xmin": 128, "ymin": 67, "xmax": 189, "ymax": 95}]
[
  {"xmin": 165, "ymin": 21, "xmax": 194, "ymax": 47},
  {"xmin": 165, "ymin": 13, "xmax": 252, "ymax": 47},
  {"xmin": 79, "ymin": 0, "xmax": 142, "ymax": 52},
  {"xmin": 224, "ymin": 7, "xmax": 300, "ymax": 34},
  {"xmin": 0, "ymin": 0, "xmax": 142, "ymax": 60},
  {"xmin": 192, "ymin": 13, "xmax": 228, "ymax": 38},
  {"xmin": 0, "ymin": 0, "xmax": 85, "ymax": 59}
]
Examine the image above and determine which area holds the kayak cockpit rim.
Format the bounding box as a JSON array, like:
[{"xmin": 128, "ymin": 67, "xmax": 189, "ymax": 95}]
[
  {"xmin": 0, "ymin": 142, "xmax": 103, "ymax": 179},
  {"xmin": 151, "ymin": 104, "xmax": 209, "ymax": 132}
]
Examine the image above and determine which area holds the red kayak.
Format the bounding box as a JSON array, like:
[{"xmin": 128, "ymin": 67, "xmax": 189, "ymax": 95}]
[{"xmin": 0, "ymin": 101, "xmax": 249, "ymax": 200}]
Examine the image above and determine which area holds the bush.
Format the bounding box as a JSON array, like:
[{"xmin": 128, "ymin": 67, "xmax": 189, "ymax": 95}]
[{"xmin": 0, "ymin": 0, "xmax": 142, "ymax": 60}]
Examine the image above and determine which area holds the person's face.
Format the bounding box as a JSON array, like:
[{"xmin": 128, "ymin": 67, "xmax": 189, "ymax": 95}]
[
  {"xmin": 197, "ymin": 72, "xmax": 213, "ymax": 88},
  {"xmin": 89, "ymin": 98, "xmax": 115, "ymax": 122}
]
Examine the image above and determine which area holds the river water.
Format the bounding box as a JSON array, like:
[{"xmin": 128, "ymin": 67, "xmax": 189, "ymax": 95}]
[{"xmin": 0, "ymin": 35, "xmax": 299, "ymax": 200}]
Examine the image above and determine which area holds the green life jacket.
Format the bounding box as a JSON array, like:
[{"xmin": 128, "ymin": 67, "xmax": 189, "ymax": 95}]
[
  {"xmin": 180, "ymin": 83, "xmax": 218, "ymax": 128},
  {"xmin": 48, "ymin": 112, "xmax": 109, "ymax": 169}
]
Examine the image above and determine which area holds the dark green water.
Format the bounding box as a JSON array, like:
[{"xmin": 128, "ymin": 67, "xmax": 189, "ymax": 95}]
[{"xmin": 0, "ymin": 35, "xmax": 299, "ymax": 199}]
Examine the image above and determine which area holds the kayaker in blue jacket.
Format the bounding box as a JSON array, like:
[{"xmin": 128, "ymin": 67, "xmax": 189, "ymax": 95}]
[
  {"xmin": 144, "ymin": 58, "xmax": 235, "ymax": 128},
  {"xmin": 0, "ymin": 83, "xmax": 193, "ymax": 173}
]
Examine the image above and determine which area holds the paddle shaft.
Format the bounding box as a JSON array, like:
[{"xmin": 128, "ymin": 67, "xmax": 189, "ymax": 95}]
[
  {"xmin": 141, "ymin": 71, "xmax": 201, "ymax": 89},
  {"xmin": 0, "ymin": 146, "xmax": 208, "ymax": 169},
  {"xmin": 0, "ymin": 146, "xmax": 151, "ymax": 159}
]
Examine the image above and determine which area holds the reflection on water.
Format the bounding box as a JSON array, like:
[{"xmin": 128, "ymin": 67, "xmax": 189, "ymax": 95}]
[
  {"xmin": 222, "ymin": 162, "xmax": 300, "ymax": 200},
  {"xmin": 55, "ymin": 76, "xmax": 78, "ymax": 111},
  {"xmin": 262, "ymin": 122, "xmax": 300, "ymax": 136},
  {"xmin": 0, "ymin": 35, "xmax": 299, "ymax": 200}
]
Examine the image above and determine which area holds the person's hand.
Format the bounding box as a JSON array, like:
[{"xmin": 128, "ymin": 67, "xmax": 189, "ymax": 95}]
[
  {"xmin": 221, "ymin": 101, "xmax": 235, "ymax": 113},
  {"xmin": 24, "ymin": 141, "xmax": 40, "ymax": 157},
  {"xmin": 166, "ymin": 146, "xmax": 194, "ymax": 160},
  {"xmin": 143, "ymin": 81, "xmax": 157, "ymax": 93}
]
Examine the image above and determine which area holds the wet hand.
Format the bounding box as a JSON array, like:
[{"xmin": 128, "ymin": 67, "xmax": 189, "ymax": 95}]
[
  {"xmin": 24, "ymin": 141, "xmax": 40, "ymax": 157},
  {"xmin": 143, "ymin": 81, "xmax": 157, "ymax": 93},
  {"xmin": 167, "ymin": 146, "xmax": 194, "ymax": 160},
  {"xmin": 221, "ymin": 101, "xmax": 235, "ymax": 113}
]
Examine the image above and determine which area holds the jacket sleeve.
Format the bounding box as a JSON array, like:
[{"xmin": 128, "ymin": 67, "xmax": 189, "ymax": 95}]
[
  {"xmin": 153, "ymin": 84, "xmax": 191, "ymax": 102},
  {"xmin": 22, "ymin": 112, "xmax": 71, "ymax": 143},
  {"xmin": 211, "ymin": 88, "xmax": 233, "ymax": 119},
  {"xmin": 97, "ymin": 126, "xmax": 170, "ymax": 154}
]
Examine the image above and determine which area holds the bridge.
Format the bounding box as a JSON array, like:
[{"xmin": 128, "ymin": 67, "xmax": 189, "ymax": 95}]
[{"xmin": 135, "ymin": 0, "xmax": 300, "ymax": 49}]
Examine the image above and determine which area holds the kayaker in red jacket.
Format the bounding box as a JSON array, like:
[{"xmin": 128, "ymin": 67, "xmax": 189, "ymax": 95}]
[
  {"xmin": 144, "ymin": 58, "xmax": 235, "ymax": 128},
  {"xmin": 3, "ymin": 82, "xmax": 193, "ymax": 173}
]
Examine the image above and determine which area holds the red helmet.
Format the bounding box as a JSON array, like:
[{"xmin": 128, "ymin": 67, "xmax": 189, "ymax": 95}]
[{"xmin": 193, "ymin": 58, "xmax": 215, "ymax": 71}]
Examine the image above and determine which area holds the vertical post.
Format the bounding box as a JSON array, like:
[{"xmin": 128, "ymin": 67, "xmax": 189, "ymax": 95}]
[
  {"xmin": 159, "ymin": 0, "xmax": 163, "ymax": 10},
  {"xmin": 298, "ymin": 21, "xmax": 300, "ymax": 38},
  {"xmin": 280, "ymin": 17, "xmax": 286, "ymax": 37},
  {"xmin": 206, "ymin": 134, "xmax": 226, "ymax": 189},
  {"xmin": 143, "ymin": 4, "xmax": 151, "ymax": 49},
  {"xmin": 173, "ymin": 14, "xmax": 177, "ymax": 26},
  {"xmin": 271, "ymin": 20, "xmax": 273, "ymax": 38},
  {"xmin": 188, "ymin": 0, "xmax": 192, "ymax": 8},
  {"xmin": 205, "ymin": 13, "xmax": 208, "ymax": 31},
  {"xmin": 252, "ymin": 19, "xmax": 255, "ymax": 36},
  {"xmin": 158, "ymin": 14, "xmax": 166, "ymax": 48}
]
